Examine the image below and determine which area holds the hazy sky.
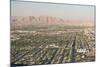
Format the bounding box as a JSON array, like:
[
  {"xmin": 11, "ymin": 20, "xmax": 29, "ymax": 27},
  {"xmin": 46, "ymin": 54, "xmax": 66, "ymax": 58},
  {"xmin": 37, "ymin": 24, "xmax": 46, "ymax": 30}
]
[{"xmin": 11, "ymin": 1, "xmax": 95, "ymax": 21}]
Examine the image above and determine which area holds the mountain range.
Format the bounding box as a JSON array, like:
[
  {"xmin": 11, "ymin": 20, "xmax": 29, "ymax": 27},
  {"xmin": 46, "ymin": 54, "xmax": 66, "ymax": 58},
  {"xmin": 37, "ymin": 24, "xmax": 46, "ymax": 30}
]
[{"xmin": 11, "ymin": 16, "xmax": 94, "ymax": 30}]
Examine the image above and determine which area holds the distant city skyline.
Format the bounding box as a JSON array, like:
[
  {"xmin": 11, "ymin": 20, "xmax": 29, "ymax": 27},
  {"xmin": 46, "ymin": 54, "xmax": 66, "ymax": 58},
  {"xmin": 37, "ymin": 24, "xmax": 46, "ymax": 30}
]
[{"xmin": 11, "ymin": 0, "xmax": 95, "ymax": 22}]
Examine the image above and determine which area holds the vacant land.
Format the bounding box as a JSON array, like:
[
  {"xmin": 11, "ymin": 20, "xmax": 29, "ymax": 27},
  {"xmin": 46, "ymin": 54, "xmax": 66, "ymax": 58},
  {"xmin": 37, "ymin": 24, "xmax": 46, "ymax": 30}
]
[{"xmin": 11, "ymin": 26, "xmax": 95, "ymax": 66}]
